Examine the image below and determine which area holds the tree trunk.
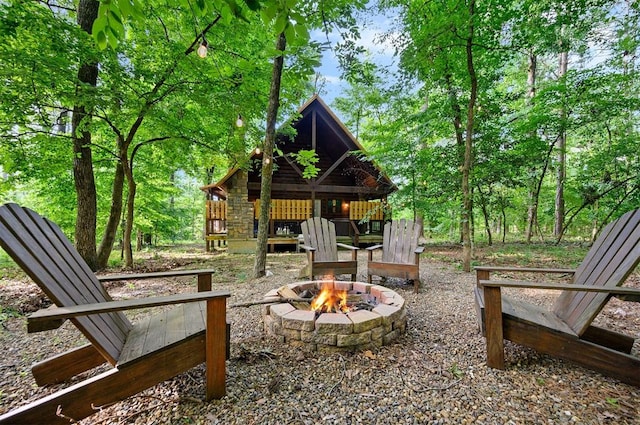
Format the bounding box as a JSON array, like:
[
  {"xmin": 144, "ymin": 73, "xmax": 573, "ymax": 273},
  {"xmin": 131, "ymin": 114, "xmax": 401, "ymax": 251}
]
[
  {"xmin": 525, "ymin": 53, "xmax": 538, "ymax": 243},
  {"xmin": 461, "ymin": 0, "xmax": 477, "ymax": 273},
  {"xmin": 72, "ymin": 0, "xmax": 100, "ymax": 270},
  {"xmin": 554, "ymin": 50, "xmax": 568, "ymax": 239},
  {"xmin": 122, "ymin": 156, "xmax": 136, "ymax": 268},
  {"xmin": 253, "ymin": 32, "xmax": 287, "ymax": 278},
  {"xmin": 96, "ymin": 161, "xmax": 125, "ymax": 269}
]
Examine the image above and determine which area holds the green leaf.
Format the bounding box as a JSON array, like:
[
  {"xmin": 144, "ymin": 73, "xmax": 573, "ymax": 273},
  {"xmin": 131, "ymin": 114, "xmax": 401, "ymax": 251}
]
[
  {"xmin": 606, "ymin": 398, "xmax": 619, "ymax": 407},
  {"xmin": 108, "ymin": 12, "xmax": 125, "ymax": 38},
  {"xmin": 274, "ymin": 14, "xmax": 286, "ymax": 34},
  {"xmin": 221, "ymin": 5, "xmax": 234, "ymax": 25},
  {"xmin": 96, "ymin": 30, "xmax": 108, "ymax": 50},
  {"xmin": 284, "ymin": 22, "xmax": 295, "ymax": 43},
  {"xmin": 130, "ymin": 0, "xmax": 145, "ymax": 19},
  {"xmin": 294, "ymin": 23, "xmax": 309, "ymax": 42},
  {"xmin": 92, "ymin": 15, "xmax": 107, "ymax": 35},
  {"xmin": 107, "ymin": 31, "xmax": 118, "ymax": 49},
  {"xmin": 117, "ymin": 0, "xmax": 131, "ymax": 17},
  {"xmin": 243, "ymin": 0, "xmax": 261, "ymax": 11}
]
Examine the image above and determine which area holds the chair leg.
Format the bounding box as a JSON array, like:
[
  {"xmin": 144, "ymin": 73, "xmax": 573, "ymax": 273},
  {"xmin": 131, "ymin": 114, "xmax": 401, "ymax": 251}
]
[
  {"xmin": 483, "ymin": 286, "xmax": 505, "ymax": 369},
  {"xmin": 206, "ymin": 297, "xmax": 227, "ymax": 400}
]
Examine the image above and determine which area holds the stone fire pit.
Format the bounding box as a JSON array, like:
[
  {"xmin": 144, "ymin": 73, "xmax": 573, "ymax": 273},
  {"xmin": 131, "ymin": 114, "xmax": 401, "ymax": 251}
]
[{"xmin": 262, "ymin": 280, "xmax": 407, "ymax": 353}]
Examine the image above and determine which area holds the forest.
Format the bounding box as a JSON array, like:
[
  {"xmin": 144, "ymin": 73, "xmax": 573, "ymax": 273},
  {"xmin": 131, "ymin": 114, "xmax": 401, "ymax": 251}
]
[{"xmin": 1, "ymin": 0, "xmax": 639, "ymax": 272}]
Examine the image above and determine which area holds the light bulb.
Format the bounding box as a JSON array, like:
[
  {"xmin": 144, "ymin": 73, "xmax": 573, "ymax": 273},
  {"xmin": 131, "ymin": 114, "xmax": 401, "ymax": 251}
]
[
  {"xmin": 264, "ymin": 158, "xmax": 271, "ymax": 164},
  {"xmin": 255, "ymin": 147, "xmax": 261, "ymax": 154},
  {"xmin": 197, "ymin": 42, "xmax": 207, "ymax": 58},
  {"xmin": 236, "ymin": 114, "xmax": 244, "ymax": 127}
]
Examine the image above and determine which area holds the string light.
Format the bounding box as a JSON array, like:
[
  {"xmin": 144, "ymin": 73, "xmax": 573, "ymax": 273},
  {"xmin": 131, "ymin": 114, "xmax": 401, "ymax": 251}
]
[
  {"xmin": 255, "ymin": 147, "xmax": 261, "ymax": 154},
  {"xmin": 236, "ymin": 114, "xmax": 244, "ymax": 127},
  {"xmin": 197, "ymin": 38, "xmax": 208, "ymax": 58}
]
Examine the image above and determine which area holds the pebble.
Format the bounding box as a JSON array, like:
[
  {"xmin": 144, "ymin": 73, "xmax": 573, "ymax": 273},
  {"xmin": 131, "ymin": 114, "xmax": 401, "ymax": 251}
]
[{"xmin": 1, "ymin": 252, "xmax": 638, "ymax": 424}]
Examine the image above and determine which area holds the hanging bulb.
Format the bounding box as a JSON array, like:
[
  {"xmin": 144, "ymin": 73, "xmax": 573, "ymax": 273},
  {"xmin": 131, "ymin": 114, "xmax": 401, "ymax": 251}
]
[
  {"xmin": 264, "ymin": 157, "xmax": 271, "ymax": 165},
  {"xmin": 255, "ymin": 147, "xmax": 261, "ymax": 154},
  {"xmin": 197, "ymin": 38, "xmax": 208, "ymax": 58},
  {"xmin": 235, "ymin": 114, "xmax": 244, "ymax": 127}
]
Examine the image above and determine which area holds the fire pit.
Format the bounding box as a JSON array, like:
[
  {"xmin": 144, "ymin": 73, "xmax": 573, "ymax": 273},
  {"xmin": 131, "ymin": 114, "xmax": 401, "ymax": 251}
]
[{"xmin": 262, "ymin": 280, "xmax": 407, "ymax": 353}]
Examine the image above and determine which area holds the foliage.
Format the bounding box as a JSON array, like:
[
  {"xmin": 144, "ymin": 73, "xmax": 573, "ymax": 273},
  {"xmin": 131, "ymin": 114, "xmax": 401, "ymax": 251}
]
[
  {"xmin": 1, "ymin": 0, "xmax": 640, "ymax": 257},
  {"xmin": 338, "ymin": 0, "xmax": 640, "ymax": 244}
]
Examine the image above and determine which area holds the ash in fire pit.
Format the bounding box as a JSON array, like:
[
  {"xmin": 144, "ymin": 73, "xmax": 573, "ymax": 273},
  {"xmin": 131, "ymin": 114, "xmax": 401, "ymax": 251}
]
[{"xmin": 262, "ymin": 280, "xmax": 407, "ymax": 353}]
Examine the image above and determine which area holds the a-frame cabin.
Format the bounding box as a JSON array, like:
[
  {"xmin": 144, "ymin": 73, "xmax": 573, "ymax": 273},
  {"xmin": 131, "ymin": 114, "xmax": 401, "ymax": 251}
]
[{"xmin": 201, "ymin": 95, "xmax": 396, "ymax": 253}]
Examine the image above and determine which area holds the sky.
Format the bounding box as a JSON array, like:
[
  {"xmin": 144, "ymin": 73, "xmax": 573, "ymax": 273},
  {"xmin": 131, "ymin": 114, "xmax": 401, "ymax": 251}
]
[{"xmin": 309, "ymin": 6, "xmax": 401, "ymax": 110}]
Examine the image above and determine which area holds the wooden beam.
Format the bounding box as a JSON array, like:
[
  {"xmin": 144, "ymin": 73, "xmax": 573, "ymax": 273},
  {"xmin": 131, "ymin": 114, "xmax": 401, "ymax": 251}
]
[
  {"xmin": 206, "ymin": 297, "xmax": 227, "ymax": 400},
  {"xmin": 282, "ymin": 154, "xmax": 307, "ymax": 180},
  {"xmin": 483, "ymin": 285, "xmax": 505, "ymax": 369},
  {"xmin": 312, "ymin": 109, "xmax": 316, "ymax": 151},
  {"xmin": 248, "ymin": 182, "xmax": 392, "ymax": 196},
  {"xmin": 31, "ymin": 344, "xmax": 108, "ymax": 386},
  {"xmin": 315, "ymin": 150, "xmax": 351, "ymax": 185}
]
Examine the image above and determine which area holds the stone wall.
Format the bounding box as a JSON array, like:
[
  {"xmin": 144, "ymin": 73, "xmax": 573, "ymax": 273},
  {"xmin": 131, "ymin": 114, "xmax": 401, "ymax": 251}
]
[{"xmin": 226, "ymin": 170, "xmax": 255, "ymax": 253}]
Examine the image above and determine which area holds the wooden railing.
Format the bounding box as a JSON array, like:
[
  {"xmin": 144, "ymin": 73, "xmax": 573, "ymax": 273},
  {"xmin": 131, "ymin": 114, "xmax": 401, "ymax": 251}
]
[
  {"xmin": 206, "ymin": 200, "xmax": 227, "ymax": 221},
  {"xmin": 254, "ymin": 199, "xmax": 313, "ymax": 220},
  {"xmin": 349, "ymin": 201, "xmax": 384, "ymax": 221}
]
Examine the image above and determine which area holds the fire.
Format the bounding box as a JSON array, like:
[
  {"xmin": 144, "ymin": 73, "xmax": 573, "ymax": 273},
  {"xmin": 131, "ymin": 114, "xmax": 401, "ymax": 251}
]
[{"xmin": 310, "ymin": 283, "xmax": 349, "ymax": 313}]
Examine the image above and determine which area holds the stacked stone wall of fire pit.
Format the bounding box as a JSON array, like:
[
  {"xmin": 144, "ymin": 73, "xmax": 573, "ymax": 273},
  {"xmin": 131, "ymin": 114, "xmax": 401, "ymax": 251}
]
[{"xmin": 262, "ymin": 281, "xmax": 407, "ymax": 353}]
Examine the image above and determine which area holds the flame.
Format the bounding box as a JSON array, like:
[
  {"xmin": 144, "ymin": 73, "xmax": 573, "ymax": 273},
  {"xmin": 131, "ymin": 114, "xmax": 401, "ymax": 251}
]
[{"xmin": 310, "ymin": 283, "xmax": 349, "ymax": 313}]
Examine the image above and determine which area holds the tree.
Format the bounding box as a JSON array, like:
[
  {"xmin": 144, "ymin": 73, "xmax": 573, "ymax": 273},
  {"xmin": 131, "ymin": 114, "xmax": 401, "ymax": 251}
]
[
  {"xmin": 73, "ymin": 0, "xmax": 100, "ymax": 270},
  {"xmin": 253, "ymin": 32, "xmax": 286, "ymax": 278}
]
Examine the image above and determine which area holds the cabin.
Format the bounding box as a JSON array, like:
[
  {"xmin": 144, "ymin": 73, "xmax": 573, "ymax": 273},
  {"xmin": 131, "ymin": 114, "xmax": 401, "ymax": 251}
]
[{"xmin": 200, "ymin": 95, "xmax": 396, "ymax": 253}]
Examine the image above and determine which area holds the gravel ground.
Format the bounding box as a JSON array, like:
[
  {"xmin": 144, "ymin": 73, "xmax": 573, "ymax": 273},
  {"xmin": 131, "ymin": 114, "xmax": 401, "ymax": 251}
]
[{"xmin": 1, "ymin": 246, "xmax": 639, "ymax": 424}]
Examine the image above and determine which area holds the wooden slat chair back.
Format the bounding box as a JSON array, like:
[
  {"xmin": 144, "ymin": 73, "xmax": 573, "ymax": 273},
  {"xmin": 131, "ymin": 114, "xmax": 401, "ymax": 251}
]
[
  {"xmin": 302, "ymin": 217, "xmax": 339, "ymax": 262},
  {"xmin": 367, "ymin": 219, "xmax": 424, "ymax": 293},
  {"xmin": 300, "ymin": 217, "xmax": 358, "ymax": 280},
  {"xmin": 474, "ymin": 208, "xmax": 640, "ymax": 386},
  {"xmin": 381, "ymin": 219, "xmax": 422, "ymax": 264},
  {"xmin": 0, "ymin": 203, "xmax": 131, "ymax": 364},
  {"xmin": 553, "ymin": 208, "xmax": 640, "ymax": 334}
]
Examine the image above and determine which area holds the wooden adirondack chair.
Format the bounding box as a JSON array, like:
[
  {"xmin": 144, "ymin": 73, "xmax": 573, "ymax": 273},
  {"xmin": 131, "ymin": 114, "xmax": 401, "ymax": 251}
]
[
  {"xmin": 367, "ymin": 219, "xmax": 424, "ymax": 293},
  {"xmin": 475, "ymin": 208, "xmax": 640, "ymax": 386},
  {"xmin": 300, "ymin": 217, "xmax": 359, "ymax": 281},
  {"xmin": 0, "ymin": 203, "xmax": 230, "ymax": 424}
]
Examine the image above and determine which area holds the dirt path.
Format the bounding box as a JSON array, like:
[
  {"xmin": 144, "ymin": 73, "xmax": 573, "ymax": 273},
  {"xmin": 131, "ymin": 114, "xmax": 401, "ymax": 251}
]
[{"xmin": 1, "ymin": 247, "xmax": 638, "ymax": 424}]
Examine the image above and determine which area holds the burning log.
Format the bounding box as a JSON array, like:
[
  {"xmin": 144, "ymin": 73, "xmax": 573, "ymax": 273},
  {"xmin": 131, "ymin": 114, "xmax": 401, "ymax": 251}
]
[{"xmin": 277, "ymin": 285, "xmax": 311, "ymax": 310}]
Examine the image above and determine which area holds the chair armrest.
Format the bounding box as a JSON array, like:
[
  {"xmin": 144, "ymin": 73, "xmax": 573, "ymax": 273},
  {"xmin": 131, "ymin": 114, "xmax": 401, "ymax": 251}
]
[
  {"xmin": 475, "ymin": 266, "xmax": 575, "ymax": 275},
  {"xmin": 366, "ymin": 244, "xmax": 383, "ymax": 251},
  {"xmin": 97, "ymin": 268, "xmax": 216, "ymax": 282},
  {"xmin": 478, "ymin": 280, "xmax": 640, "ymax": 300},
  {"xmin": 300, "ymin": 245, "xmax": 316, "ymax": 252},
  {"xmin": 414, "ymin": 246, "xmax": 425, "ymax": 255},
  {"xmin": 98, "ymin": 268, "xmax": 216, "ymax": 292},
  {"xmin": 337, "ymin": 243, "xmax": 359, "ymax": 251},
  {"xmin": 27, "ymin": 290, "xmax": 231, "ymax": 333}
]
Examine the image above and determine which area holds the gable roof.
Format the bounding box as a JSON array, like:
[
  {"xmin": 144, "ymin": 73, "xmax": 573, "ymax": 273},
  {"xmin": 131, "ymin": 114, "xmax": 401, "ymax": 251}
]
[{"xmin": 201, "ymin": 94, "xmax": 396, "ymax": 198}]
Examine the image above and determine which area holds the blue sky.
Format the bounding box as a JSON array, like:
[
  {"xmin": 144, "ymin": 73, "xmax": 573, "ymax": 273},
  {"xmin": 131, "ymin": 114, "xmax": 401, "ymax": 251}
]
[{"xmin": 310, "ymin": 7, "xmax": 400, "ymax": 110}]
